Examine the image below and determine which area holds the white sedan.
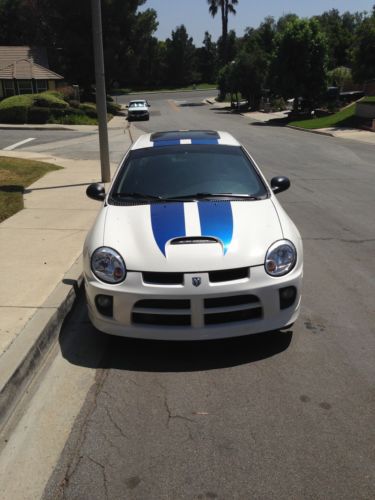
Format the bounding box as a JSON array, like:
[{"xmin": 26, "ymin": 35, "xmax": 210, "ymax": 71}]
[{"xmin": 84, "ymin": 130, "xmax": 303, "ymax": 340}]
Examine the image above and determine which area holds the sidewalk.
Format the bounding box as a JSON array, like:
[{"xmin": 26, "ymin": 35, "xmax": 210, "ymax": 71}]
[
  {"xmin": 242, "ymin": 109, "xmax": 375, "ymax": 145},
  {"xmin": 207, "ymin": 97, "xmax": 375, "ymax": 145},
  {"xmin": 0, "ymin": 120, "xmax": 133, "ymax": 428}
]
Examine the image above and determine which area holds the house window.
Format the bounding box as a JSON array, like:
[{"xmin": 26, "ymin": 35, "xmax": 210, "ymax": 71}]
[
  {"xmin": 17, "ymin": 79, "xmax": 33, "ymax": 94},
  {"xmin": 3, "ymin": 80, "xmax": 15, "ymax": 96},
  {"xmin": 36, "ymin": 80, "xmax": 48, "ymax": 92}
]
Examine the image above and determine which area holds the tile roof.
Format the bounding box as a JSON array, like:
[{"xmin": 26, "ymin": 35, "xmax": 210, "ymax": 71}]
[
  {"xmin": 0, "ymin": 59, "xmax": 63, "ymax": 80},
  {"xmin": 0, "ymin": 45, "xmax": 63, "ymax": 80}
]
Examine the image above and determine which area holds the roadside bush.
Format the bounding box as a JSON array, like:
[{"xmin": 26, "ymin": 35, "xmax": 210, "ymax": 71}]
[
  {"xmin": 270, "ymin": 97, "xmax": 286, "ymax": 111},
  {"xmin": 49, "ymin": 107, "xmax": 84, "ymax": 119},
  {"xmin": 0, "ymin": 104, "xmax": 28, "ymax": 123},
  {"xmin": 34, "ymin": 92, "xmax": 68, "ymax": 109},
  {"xmin": 106, "ymin": 101, "xmax": 121, "ymax": 114},
  {"xmin": 28, "ymin": 107, "xmax": 50, "ymax": 124},
  {"xmin": 69, "ymin": 100, "xmax": 80, "ymax": 108},
  {"xmin": 79, "ymin": 103, "xmax": 97, "ymax": 118}
]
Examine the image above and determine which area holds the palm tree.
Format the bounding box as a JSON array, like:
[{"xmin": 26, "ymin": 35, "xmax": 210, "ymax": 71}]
[{"xmin": 207, "ymin": 0, "xmax": 238, "ymax": 63}]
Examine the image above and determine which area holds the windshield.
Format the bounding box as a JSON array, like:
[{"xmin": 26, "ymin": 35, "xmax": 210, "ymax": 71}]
[
  {"xmin": 110, "ymin": 145, "xmax": 268, "ymax": 201},
  {"xmin": 129, "ymin": 101, "xmax": 146, "ymax": 107}
]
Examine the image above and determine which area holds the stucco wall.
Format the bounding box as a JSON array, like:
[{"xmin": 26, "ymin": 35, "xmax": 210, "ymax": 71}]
[{"xmin": 356, "ymin": 102, "xmax": 375, "ymax": 118}]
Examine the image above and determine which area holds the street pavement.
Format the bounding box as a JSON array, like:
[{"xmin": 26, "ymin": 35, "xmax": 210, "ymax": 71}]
[{"xmin": 1, "ymin": 104, "xmax": 375, "ymax": 430}]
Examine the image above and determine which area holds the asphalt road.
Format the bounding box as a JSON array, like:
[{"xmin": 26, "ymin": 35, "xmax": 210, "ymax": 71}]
[{"xmin": 1, "ymin": 91, "xmax": 374, "ymax": 499}]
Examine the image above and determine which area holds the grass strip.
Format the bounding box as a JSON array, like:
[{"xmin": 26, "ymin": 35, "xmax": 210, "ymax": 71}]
[{"xmin": 0, "ymin": 157, "xmax": 62, "ymax": 223}]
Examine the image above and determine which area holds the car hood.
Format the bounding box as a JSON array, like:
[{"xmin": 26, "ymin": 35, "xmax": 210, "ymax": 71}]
[{"xmin": 100, "ymin": 200, "xmax": 283, "ymax": 272}]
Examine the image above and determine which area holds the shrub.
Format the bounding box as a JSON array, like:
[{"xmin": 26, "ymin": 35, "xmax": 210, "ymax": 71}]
[
  {"xmin": 79, "ymin": 102, "xmax": 97, "ymax": 118},
  {"xmin": 34, "ymin": 91, "xmax": 68, "ymax": 108},
  {"xmin": 49, "ymin": 107, "xmax": 84, "ymax": 120},
  {"xmin": 271, "ymin": 97, "xmax": 286, "ymax": 111},
  {"xmin": 0, "ymin": 104, "xmax": 28, "ymax": 123},
  {"xmin": 69, "ymin": 100, "xmax": 80, "ymax": 109},
  {"xmin": 106, "ymin": 101, "xmax": 121, "ymax": 114},
  {"xmin": 28, "ymin": 107, "xmax": 50, "ymax": 124}
]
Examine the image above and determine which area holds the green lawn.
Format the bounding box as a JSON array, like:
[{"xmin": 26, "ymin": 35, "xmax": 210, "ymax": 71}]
[
  {"xmin": 0, "ymin": 157, "xmax": 62, "ymax": 223},
  {"xmin": 289, "ymin": 96, "xmax": 375, "ymax": 129},
  {"xmin": 289, "ymin": 102, "xmax": 356, "ymax": 129}
]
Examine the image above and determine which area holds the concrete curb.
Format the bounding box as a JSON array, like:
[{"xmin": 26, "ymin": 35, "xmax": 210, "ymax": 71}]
[
  {"xmin": 0, "ymin": 258, "xmax": 83, "ymax": 430},
  {"xmin": 286, "ymin": 125, "xmax": 335, "ymax": 137},
  {"xmin": 0, "ymin": 125, "xmax": 77, "ymax": 131}
]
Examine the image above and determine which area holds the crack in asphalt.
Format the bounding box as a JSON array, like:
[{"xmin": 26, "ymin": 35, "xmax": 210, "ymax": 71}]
[
  {"xmin": 104, "ymin": 406, "xmax": 130, "ymax": 440},
  {"xmin": 86, "ymin": 455, "xmax": 109, "ymax": 500},
  {"xmin": 57, "ymin": 367, "xmax": 110, "ymax": 498}
]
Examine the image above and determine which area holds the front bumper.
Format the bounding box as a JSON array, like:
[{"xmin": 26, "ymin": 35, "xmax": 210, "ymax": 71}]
[
  {"xmin": 84, "ymin": 265, "xmax": 302, "ymax": 340},
  {"xmin": 127, "ymin": 111, "xmax": 149, "ymax": 120}
]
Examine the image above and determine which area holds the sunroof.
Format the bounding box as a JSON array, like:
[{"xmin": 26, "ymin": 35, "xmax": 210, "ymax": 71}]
[{"xmin": 150, "ymin": 130, "xmax": 219, "ymax": 142}]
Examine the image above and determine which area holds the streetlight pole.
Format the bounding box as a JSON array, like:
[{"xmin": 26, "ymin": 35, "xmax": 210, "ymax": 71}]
[{"xmin": 91, "ymin": 0, "xmax": 111, "ymax": 182}]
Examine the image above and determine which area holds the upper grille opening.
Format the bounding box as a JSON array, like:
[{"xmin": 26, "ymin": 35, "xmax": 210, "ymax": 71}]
[
  {"xmin": 143, "ymin": 272, "xmax": 183, "ymax": 285},
  {"xmin": 209, "ymin": 267, "xmax": 249, "ymax": 283}
]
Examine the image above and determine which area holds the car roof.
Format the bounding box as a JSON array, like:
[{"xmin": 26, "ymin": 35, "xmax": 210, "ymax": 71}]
[
  {"xmin": 129, "ymin": 99, "xmax": 147, "ymax": 104},
  {"xmin": 131, "ymin": 130, "xmax": 240, "ymax": 150}
]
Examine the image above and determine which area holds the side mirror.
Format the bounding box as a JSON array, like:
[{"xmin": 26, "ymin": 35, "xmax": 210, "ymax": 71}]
[
  {"xmin": 270, "ymin": 176, "xmax": 290, "ymax": 194},
  {"xmin": 86, "ymin": 183, "xmax": 105, "ymax": 201}
]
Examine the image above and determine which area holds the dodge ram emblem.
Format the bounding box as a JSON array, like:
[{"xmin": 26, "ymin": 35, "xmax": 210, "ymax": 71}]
[{"xmin": 192, "ymin": 277, "xmax": 201, "ymax": 287}]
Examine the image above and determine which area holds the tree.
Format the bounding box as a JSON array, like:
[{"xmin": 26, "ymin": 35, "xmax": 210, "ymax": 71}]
[
  {"xmin": 327, "ymin": 66, "xmax": 353, "ymax": 90},
  {"xmin": 352, "ymin": 15, "xmax": 375, "ymax": 82},
  {"xmin": 196, "ymin": 32, "xmax": 218, "ymax": 83},
  {"xmin": 165, "ymin": 25, "xmax": 196, "ymax": 87},
  {"xmin": 207, "ymin": 0, "xmax": 238, "ymax": 63},
  {"xmin": 217, "ymin": 29, "xmax": 237, "ymax": 63},
  {"xmin": 314, "ymin": 9, "xmax": 364, "ymax": 69},
  {"xmin": 0, "ymin": 0, "xmax": 158, "ymax": 90},
  {"xmin": 271, "ymin": 18, "xmax": 328, "ymax": 109}
]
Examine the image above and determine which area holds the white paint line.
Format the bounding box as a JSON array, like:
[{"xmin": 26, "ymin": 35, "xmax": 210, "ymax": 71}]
[{"xmin": 3, "ymin": 138, "xmax": 36, "ymax": 151}]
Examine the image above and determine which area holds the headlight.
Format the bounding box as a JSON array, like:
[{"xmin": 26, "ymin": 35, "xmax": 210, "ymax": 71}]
[
  {"xmin": 91, "ymin": 247, "xmax": 126, "ymax": 284},
  {"xmin": 265, "ymin": 240, "xmax": 296, "ymax": 276}
]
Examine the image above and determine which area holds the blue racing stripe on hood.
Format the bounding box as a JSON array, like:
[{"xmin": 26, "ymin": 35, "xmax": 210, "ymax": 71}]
[
  {"xmin": 191, "ymin": 139, "xmax": 219, "ymax": 145},
  {"xmin": 151, "ymin": 203, "xmax": 185, "ymax": 255},
  {"xmin": 198, "ymin": 201, "xmax": 233, "ymax": 254},
  {"xmin": 152, "ymin": 139, "xmax": 180, "ymax": 147}
]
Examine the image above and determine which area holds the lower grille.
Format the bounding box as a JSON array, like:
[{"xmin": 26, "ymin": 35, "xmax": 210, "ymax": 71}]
[
  {"xmin": 132, "ymin": 299, "xmax": 191, "ymax": 326},
  {"xmin": 204, "ymin": 294, "xmax": 262, "ymax": 325},
  {"xmin": 131, "ymin": 295, "xmax": 262, "ymax": 328}
]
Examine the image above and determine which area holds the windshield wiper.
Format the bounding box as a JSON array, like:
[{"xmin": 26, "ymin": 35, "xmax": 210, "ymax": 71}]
[
  {"xmin": 112, "ymin": 191, "xmax": 165, "ymax": 201},
  {"xmin": 166, "ymin": 193, "xmax": 262, "ymax": 201}
]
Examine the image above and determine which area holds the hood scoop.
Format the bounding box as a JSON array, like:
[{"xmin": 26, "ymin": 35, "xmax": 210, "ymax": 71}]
[{"xmin": 171, "ymin": 236, "xmax": 220, "ymax": 246}]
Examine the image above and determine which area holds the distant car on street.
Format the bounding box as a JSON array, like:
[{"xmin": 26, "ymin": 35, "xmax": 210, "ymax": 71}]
[
  {"xmin": 84, "ymin": 130, "xmax": 303, "ymax": 341},
  {"xmin": 126, "ymin": 99, "xmax": 150, "ymax": 121}
]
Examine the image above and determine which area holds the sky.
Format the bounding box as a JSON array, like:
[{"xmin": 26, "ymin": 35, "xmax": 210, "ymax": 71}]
[{"xmin": 139, "ymin": 0, "xmax": 375, "ymax": 45}]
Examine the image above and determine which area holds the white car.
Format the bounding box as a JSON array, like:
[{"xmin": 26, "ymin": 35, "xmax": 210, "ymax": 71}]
[
  {"xmin": 126, "ymin": 99, "xmax": 150, "ymax": 121},
  {"xmin": 84, "ymin": 130, "xmax": 303, "ymax": 340}
]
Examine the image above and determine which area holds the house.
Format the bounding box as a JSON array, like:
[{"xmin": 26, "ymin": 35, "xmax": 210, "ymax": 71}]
[{"xmin": 0, "ymin": 46, "xmax": 63, "ymax": 99}]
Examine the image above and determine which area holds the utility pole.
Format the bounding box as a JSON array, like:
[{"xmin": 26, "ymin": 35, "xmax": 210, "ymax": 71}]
[{"xmin": 91, "ymin": 0, "xmax": 111, "ymax": 182}]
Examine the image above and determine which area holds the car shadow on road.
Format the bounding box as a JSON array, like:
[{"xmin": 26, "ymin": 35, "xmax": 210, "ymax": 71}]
[{"xmin": 59, "ymin": 290, "xmax": 293, "ymax": 373}]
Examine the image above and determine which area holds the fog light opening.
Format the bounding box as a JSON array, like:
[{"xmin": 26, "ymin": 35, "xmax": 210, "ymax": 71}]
[
  {"xmin": 279, "ymin": 286, "xmax": 297, "ymax": 310},
  {"xmin": 95, "ymin": 294, "xmax": 113, "ymax": 317}
]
